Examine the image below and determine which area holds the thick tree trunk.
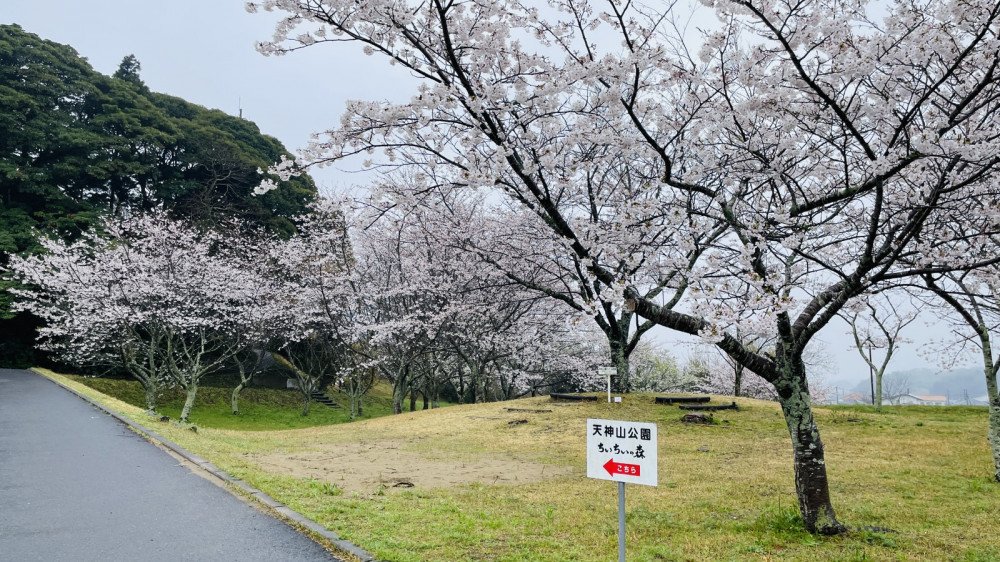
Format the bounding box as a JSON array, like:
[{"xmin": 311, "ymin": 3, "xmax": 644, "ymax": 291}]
[
  {"xmin": 142, "ymin": 380, "xmax": 157, "ymax": 415},
  {"xmin": 609, "ymin": 338, "xmax": 630, "ymax": 393},
  {"xmin": 775, "ymin": 368, "xmax": 846, "ymax": 535},
  {"xmin": 179, "ymin": 381, "xmax": 198, "ymax": 423}
]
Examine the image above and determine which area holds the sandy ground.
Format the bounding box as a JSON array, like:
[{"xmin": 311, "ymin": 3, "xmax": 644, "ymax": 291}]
[{"xmin": 246, "ymin": 438, "xmax": 573, "ymax": 495}]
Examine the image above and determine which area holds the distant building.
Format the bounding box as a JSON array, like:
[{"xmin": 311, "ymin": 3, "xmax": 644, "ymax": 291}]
[
  {"xmin": 893, "ymin": 394, "xmax": 948, "ymax": 406},
  {"xmin": 839, "ymin": 392, "xmax": 870, "ymax": 405}
]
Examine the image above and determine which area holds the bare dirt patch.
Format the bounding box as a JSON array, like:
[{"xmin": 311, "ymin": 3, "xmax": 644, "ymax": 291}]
[{"xmin": 246, "ymin": 438, "xmax": 573, "ymax": 494}]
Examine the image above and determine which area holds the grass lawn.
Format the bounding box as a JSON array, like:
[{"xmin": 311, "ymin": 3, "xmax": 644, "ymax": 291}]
[
  {"xmin": 66, "ymin": 374, "xmax": 399, "ymax": 430},
  {"xmin": 38, "ymin": 368, "xmax": 1000, "ymax": 561}
]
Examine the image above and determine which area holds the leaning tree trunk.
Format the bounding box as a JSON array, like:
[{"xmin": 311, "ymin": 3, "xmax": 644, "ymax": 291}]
[
  {"xmin": 774, "ymin": 361, "xmax": 846, "ymax": 535},
  {"xmin": 232, "ymin": 380, "xmax": 248, "ymax": 416},
  {"xmin": 231, "ymin": 350, "xmax": 267, "ymax": 415},
  {"xmin": 179, "ymin": 380, "xmax": 199, "ymax": 424}
]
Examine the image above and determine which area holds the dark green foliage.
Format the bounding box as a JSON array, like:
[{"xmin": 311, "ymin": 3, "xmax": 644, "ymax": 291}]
[
  {"xmin": 0, "ymin": 24, "xmax": 317, "ymax": 364},
  {"xmin": 147, "ymin": 92, "xmax": 315, "ymax": 236},
  {"xmin": 112, "ymin": 54, "xmax": 145, "ymax": 89},
  {"xmin": 0, "ymin": 25, "xmax": 315, "ymax": 226},
  {"xmin": 0, "ymin": 311, "xmax": 41, "ymax": 367}
]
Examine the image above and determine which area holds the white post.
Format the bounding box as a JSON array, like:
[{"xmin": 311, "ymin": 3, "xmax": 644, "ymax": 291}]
[{"xmin": 598, "ymin": 367, "xmax": 616, "ymax": 403}]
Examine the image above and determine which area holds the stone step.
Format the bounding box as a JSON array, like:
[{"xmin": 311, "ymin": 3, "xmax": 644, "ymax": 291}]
[{"xmin": 309, "ymin": 391, "xmax": 341, "ymax": 409}]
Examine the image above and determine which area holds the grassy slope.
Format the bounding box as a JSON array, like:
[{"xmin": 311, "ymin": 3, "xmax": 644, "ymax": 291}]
[
  {"xmin": 71, "ymin": 375, "xmax": 398, "ymax": 430},
  {"xmin": 40, "ymin": 369, "xmax": 1000, "ymax": 561}
]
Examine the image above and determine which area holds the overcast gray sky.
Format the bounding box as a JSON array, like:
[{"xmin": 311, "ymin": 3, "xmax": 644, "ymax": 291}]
[{"xmin": 2, "ymin": 1, "xmax": 975, "ymax": 386}]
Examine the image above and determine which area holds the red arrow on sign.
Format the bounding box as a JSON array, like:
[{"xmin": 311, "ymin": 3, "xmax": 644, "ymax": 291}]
[{"xmin": 603, "ymin": 458, "xmax": 641, "ymax": 477}]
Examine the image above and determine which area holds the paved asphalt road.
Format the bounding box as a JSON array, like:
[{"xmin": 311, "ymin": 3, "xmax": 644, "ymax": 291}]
[{"xmin": 0, "ymin": 369, "xmax": 341, "ymax": 562}]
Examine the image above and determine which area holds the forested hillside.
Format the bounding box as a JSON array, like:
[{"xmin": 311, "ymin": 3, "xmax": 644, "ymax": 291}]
[{"xmin": 0, "ymin": 24, "xmax": 316, "ymax": 365}]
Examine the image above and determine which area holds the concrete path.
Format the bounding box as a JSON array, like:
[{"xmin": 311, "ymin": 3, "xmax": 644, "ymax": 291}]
[{"xmin": 0, "ymin": 369, "xmax": 343, "ymax": 562}]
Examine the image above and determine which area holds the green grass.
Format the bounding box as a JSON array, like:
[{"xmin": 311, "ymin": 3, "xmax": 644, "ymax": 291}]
[
  {"xmin": 38, "ymin": 369, "xmax": 1000, "ymax": 561},
  {"xmin": 66, "ymin": 375, "xmax": 400, "ymax": 430}
]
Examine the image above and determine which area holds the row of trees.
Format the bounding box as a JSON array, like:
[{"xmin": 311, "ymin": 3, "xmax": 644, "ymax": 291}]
[
  {"xmin": 8, "ymin": 203, "xmax": 609, "ymax": 422},
  {"xmin": 249, "ymin": 0, "xmax": 1000, "ymax": 533}
]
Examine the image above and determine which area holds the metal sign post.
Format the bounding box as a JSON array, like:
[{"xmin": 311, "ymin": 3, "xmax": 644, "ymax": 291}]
[
  {"xmin": 618, "ymin": 481, "xmax": 626, "ymax": 561},
  {"xmin": 586, "ymin": 418, "xmax": 658, "ymax": 561}
]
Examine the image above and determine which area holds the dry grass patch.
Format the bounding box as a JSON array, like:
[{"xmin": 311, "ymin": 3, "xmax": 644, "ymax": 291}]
[{"xmin": 247, "ymin": 438, "xmax": 574, "ymax": 494}]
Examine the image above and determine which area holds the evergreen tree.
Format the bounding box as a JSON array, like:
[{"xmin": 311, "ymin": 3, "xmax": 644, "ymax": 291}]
[{"xmin": 0, "ymin": 24, "xmax": 316, "ymax": 365}]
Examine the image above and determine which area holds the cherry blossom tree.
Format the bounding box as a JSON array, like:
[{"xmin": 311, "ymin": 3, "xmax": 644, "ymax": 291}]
[
  {"xmin": 9, "ymin": 230, "xmax": 168, "ymax": 413},
  {"xmin": 448, "ymin": 297, "xmax": 604, "ymax": 401},
  {"xmin": 349, "ymin": 194, "xmax": 601, "ymax": 410},
  {"xmin": 842, "ymin": 296, "xmax": 917, "ymax": 411},
  {"xmin": 696, "ymin": 349, "xmax": 779, "ymax": 400},
  {"xmin": 338, "ymin": 206, "xmax": 452, "ymax": 414},
  {"xmin": 10, "ymin": 213, "xmax": 265, "ymax": 422},
  {"xmin": 252, "ymin": 0, "xmax": 1000, "ymax": 533},
  {"xmin": 267, "ymin": 200, "xmax": 357, "ymax": 415},
  {"xmin": 226, "ymin": 234, "xmax": 294, "ymax": 416},
  {"xmin": 922, "ymin": 271, "xmax": 1000, "ymax": 482},
  {"xmin": 404, "ymin": 185, "xmax": 702, "ymax": 394},
  {"xmin": 272, "ymin": 194, "xmax": 603, "ymax": 413}
]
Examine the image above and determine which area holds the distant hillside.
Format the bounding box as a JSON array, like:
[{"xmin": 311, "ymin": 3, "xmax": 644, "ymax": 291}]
[
  {"xmin": 849, "ymin": 366, "xmax": 988, "ymax": 403},
  {"xmin": 1, "ymin": 24, "xmax": 317, "ymax": 366}
]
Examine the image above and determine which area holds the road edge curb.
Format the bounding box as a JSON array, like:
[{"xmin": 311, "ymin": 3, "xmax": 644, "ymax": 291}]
[{"xmin": 30, "ymin": 368, "xmax": 376, "ymax": 562}]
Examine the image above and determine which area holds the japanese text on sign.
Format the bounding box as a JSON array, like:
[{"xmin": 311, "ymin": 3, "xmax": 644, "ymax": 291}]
[{"xmin": 586, "ymin": 418, "xmax": 658, "ymax": 487}]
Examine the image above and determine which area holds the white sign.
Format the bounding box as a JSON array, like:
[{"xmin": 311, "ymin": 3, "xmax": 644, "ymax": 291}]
[
  {"xmin": 586, "ymin": 418, "xmax": 658, "ymax": 487},
  {"xmin": 598, "ymin": 366, "xmax": 616, "ymax": 403}
]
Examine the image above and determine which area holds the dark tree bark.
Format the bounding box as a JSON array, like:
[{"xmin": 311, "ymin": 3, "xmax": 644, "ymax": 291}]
[{"xmin": 773, "ymin": 355, "xmax": 845, "ymax": 534}]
